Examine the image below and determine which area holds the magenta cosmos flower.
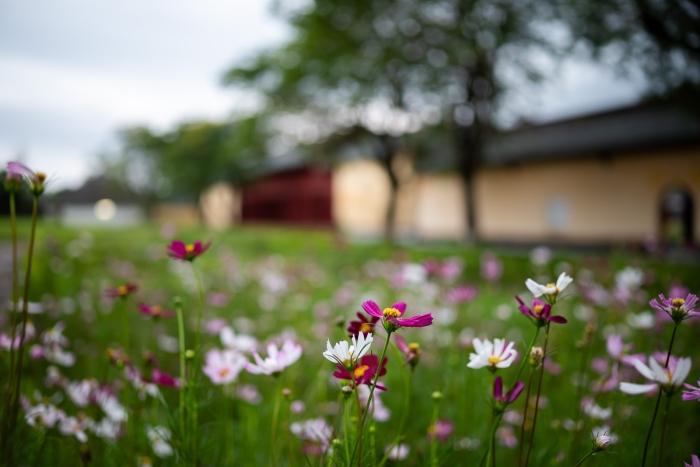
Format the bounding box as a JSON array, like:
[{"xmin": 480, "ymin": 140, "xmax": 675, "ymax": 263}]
[
  {"xmin": 138, "ymin": 303, "xmax": 175, "ymax": 319},
  {"xmin": 6, "ymin": 161, "xmax": 48, "ymax": 195},
  {"xmin": 650, "ymin": 293, "xmax": 698, "ymax": 324},
  {"xmin": 427, "ymin": 419, "xmax": 454, "ymax": 443},
  {"xmin": 167, "ymin": 240, "xmax": 211, "ymax": 261},
  {"xmin": 150, "ymin": 368, "xmax": 181, "ymax": 388},
  {"xmin": 347, "ymin": 312, "xmax": 379, "ymax": 339},
  {"xmin": 493, "ymin": 376, "xmax": 525, "ymax": 412},
  {"xmin": 333, "ymin": 354, "xmax": 387, "ymax": 390},
  {"xmin": 683, "ymin": 380, "xmax": 700, "ymax": 402},
  {"xmin": 394, "ymin": 334, "xmax": 421, "ymax": 367},
  {"xmin": 515, "ymin": 296, "xmax": 567, "ymax": 326},
  {"xmin": 685, "ymin": 455, "xmax": 700, "ymax": 467},
  {"xmin": 361, "ymin": 300, "xmax": 433, "ymax": 332},
  {"xmin": 105, "ymin": 283, "xmax": 138, "ymax": 299}
]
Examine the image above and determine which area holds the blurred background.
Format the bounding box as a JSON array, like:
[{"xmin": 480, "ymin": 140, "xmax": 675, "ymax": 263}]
[{"xmin": 1, "ymin": 0, "xmax": 699, "ymax": 249}]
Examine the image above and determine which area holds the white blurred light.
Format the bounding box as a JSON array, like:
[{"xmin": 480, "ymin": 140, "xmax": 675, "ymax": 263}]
[{"xmin": 94, "ymin": 199, "xmax": 116, "ymax": 221}]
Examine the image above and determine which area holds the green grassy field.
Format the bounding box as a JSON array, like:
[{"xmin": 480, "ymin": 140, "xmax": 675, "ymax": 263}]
[{"xmin": 1, "ymin": 222, "xmax": 699, "ymax": 466}]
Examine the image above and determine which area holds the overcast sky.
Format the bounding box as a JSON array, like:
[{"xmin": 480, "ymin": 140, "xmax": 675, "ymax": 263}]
[{"xmin": 0, "ymin": 1, "xmax": 648, "ymax": 191}]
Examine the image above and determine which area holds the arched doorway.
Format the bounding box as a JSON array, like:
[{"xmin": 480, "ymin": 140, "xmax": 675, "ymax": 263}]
[{"xmin": 660, "ymin": 187, "xmax": 694, "ymax": 247}]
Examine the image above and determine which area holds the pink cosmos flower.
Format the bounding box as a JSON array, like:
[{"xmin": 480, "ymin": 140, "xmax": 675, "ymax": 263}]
[
  {"xmin": 150, "ymin": 368, "xmax": 181, "ymax": 388},
  {"xmin": 682, "ymin": 380, "xmax": 700, "ymax": 402},
  {"xmin": 650, "ymin": 293, "xmax": 698, "ymax": 324},
  {"xmin": 347, "ymin": 312, "xmax": 380, "ymax": 339},
  {"xmin": 394, "ymin": 334, "xmax": 421, "ymax": 367},
  {"xmin": 245, "ymin": 340, "xmax": 302, "ymax": 376},
  {"xmin": 105, "ymin": 283, "xmax": 138, "ymax": 299},
  {"xmin": 361, "ymin": 300, "xmax": 433, "ymax": 331},
  {"xmin": 427, "ymin": 419, "xmax": 454, "ymax": 443},
  {"xmin": 493, "ymin": 376, "xmax": 525, "ymax": 411},
  {"xmin": 685, "ymin": 455, "xmax": 700, "ymax": 467},
  {"xmin": 203, "ymin": 349, "xmax": 247, "ymax": 385},
  {"xmin": 333, "ymin": 354, "xmax": 387, "ymax": 390},
  {"xmin": 443, "ymin": 285, "xmax": 478, "ymax": 304},
  {"xmin": 515, "ymin": 296, "xmax": 567, "ymax": 326},
  {"xmin": 167, "ymin": 240, "xmax": 211, "ymax": 261},
  {"xmin": 496, "ymin": 425, "xmax": 518, "ymax": 448},
  {"xmin": 6, "ymin": 161, "xmax": 48, "ymax": 195},
  {"xmin": 138, "ymin": 303, "xmax": 175, "ymax": 319},
  {"xmin": 480, "ymin": 253, "xmax": 503, "ymax": 282}
]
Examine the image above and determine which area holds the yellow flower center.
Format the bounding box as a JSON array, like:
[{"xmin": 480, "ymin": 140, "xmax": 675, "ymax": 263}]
[
  {"xmin": 488, "ymin": 355, "xmax": 502, "ymax": 365},
  {"xmin": 533, "ymin": 305, "xmax": 544, "ymax": 315},
  {"xmin": 151, "ymin": 305, "xmax": 162, "ymax": 316},
  {"xmin": 408, "ymin": 343, "xmax": 420, "ymax": 352},
  {"xmin": 185, "ymin": 244, "xmax": 195, "ymax": 253},
  {"xmin": 118, "ymin": 285, "xmax": 128, "ymax": 295},
  {"xmin": 360, "ymin": 323, "xmax": 372, "ymax": 333},
  {"xmin": 672, "ymin": 298, "xmax": 685, "ymax": 307},
  {"xmin": 35, "ymin": 172, "xmax": 47, "ymax": 182},
  {"xmin": 546, "ymin": 283, "xmax": 555, "ymax": 288},
  {"xmin": 219, "ymin": 368, "xmax": 230, "ymax": 378},
  {"xmin": 383, "ymin": 307, "xmax": 401, "ymax": 318},
  {"xmin": 354, "ymin": 365, "xmax": 369, "ymax": 378}
]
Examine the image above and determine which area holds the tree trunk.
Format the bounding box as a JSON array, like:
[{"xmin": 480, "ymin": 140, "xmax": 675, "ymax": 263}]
[{"xmin": 377, "ymin": 134, "xmax": 399, "ymax": 242}]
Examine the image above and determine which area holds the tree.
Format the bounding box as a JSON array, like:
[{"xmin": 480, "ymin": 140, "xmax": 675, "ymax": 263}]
[
  {"xmin": 223, "ymin": 0, "xmax": 557, "ymax": 240},
  {"xmin": 103, "ymin": 115, "xmax": 270, "ymax": 210}
]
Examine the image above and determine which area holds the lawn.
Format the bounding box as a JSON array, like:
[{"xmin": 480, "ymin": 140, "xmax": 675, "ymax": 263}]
[{"xmin": 1, "ymin": 221, "xmax": 699, "ymax": 466}]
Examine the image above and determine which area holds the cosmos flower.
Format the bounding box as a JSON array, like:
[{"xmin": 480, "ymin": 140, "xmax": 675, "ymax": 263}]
[
  {"xmin": 385, "ymin": 443, "xmax": 410, "ymax": 461},
  {"xmin": 443, "ymin": 285, "xmax": 478, "ymax": 304},
  {"xmin": 347, "ymin": 312, "xmax": 380, "ymax": 339},
  {"xmin": 323, "ymin": 333, "xmax": 373, "ymax": 369},
  {"xmin": 202, "ymin": 349, "xmax": 247, "ymax": 385},
  {"xmin": 6, "ymin": 161, "xmax": 48, "ymax": 196},
  {"xmin": 105, "ymin": 283, "xmax": 138, "ymax": 299},
  {"xmin": 685, "ymin": 455, "xmax": 700, "ymax": 467},
  {"xmin": 525, "ymin": 273, "xmax": 573, "ymax": 302},
  {"xmin": 333, "ymin": 354, "xmax": 387, "ymax": 390},
  {"xmin": 650, "ymin": 293, "xmax": 698, "ymax": 324},
  {"xmin": 515, "ymin": 296, "xmax": 567, "ymax": 326},
  {"xmin": 467, "ymin": 338, "xmax": 518, "ymax": 370},
  {"xmin": 150, "ymin": 368, "xmax": 181, "ymax": 388},
  {"xmin": 138, "ymin": 303, "xmax": 175, "ymax": 319},
  {"xmin": 59, "ymin": 416, "xmax": 91, "ymax": 443},
  {"xmin": 220, "ymin": 326, "xmax": 258, "ymax": 354},
  {"xmin": 493, "ymin": 376, "xmax": 525, "ymax": 412},
  {"xmin": 394, "ymin": 334, "xmax": 421, "ymax": 367},
  {"xmin": 427, "ymin": 419, "xmax": 454, "ymax": 443},
  {"xmin": 619, "ymin": 356, "xmax": 691, "ymax": 395},
  {"xmin": 167, "ymin": 240, "xmax": 211, "ymax": 262},
  {"xmin": 682, "ymin": 380, "xmax": 700, "ymax": 402},
  {"xmin": 361, "ymin": 300, "xmax": 433, "ymax": 332},
  {"xmin": 290, "ymin": 418, "xmax": 332, "ymax": 455},
  {"xmin": 245, "ymin": 340, "xmax": 302, "ymax": 376},
  {"xmin": 146, "ymin": 425, "xmax": 174, "ymax": 458}
]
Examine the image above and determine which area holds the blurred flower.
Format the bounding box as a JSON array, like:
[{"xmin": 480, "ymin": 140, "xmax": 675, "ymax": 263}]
[
  {"xmin": 593, "ymin": 434, "xmax": 612, "ymax": 452},
  {"xmin": 685, "ymin": 454, "xmax": 700, "ymax": 467},
  {"xmin": 493, "ymin": 376, "xmax": 525, "ymax": 412},
  {"xmin": 515, "ymin": 296, "xmax": 567, "ymax": 326},
  {"xmin": 220, "ymin": 326, "xmax": 258, "ymax": 354},
  {"xmin": 236, "ymin": 384, "xmax": 262, "ymax": 404},
  {"xmin": 427, "ymin": 419, "xmax": 454, "ymax": 443},
  {"xmin": 525, "ymin": 273, "xmax": 573, "ymax": 303},
  {"xmin": 59, "ymin": 415, "xmax": 90, "ymax": 442},
  {"xmin": 362, "ymin": 300, "xmax": 433, "ymax": 332},
  {"xmin": 385, "ymin": 443, "xmax": 409, "ymax": 461},
  {"xmin": 105, "ymin": 283, "xmax": 138, "ymax": 299},
  {"xmin": 467, "ymin": 338, "xmax": 518, "ymax": 370},
  {"xmin": 358, "ymin": 385, "xmax": 391, "ymax": 421},
  {"xmin": 480, "ymin": 253, "xmax": 503, "ymax": 283},
  {"xmin": 206, "ymin": 318, "xmax": 228, "ymax": 335},
  {"xmin": 650, "ymin": 293, "xmax": 698, "ymax": 324},
  {"xmin": 150, "ymin": 368, "xmax": 180, "ymax": 389},
  {"xmin": 25, "ymin": 402, "xmax": 64, "ymax": 429},
  {"xmin": 394, "ymin": 334, "xmax": 421, "ymax": 368},
  {"xmin": 146, "ymin": 425, "xmax": 174, "ymax": 458},
  {"xmin": 333, "ymin": 354, "xmax": 387, "ymax": 390},
  {"xmin": 246, "ymin": 340, "xmax": 302, "ymax": 376},
  {"xmin": 496, "ymin": 426, "xmax": 518, "ymax": 448},
  {"xmin": 626, "ymin": 311, "xmax": 655, "ymax": 329},
  {"xmin": 682, "ymin": 380, "xmax": 700, "ymax": 402},
  {"xmin": 323, "ymin": 333, "xmax": 373, "ymax": 369},
  {"xmin": 7, "ymin": 161, "xmax": 48, "ymax": 196},
  {"xmin": 203, "ymin": 349, "xmax": 247, "ymax": 385},
  {"xmin": 206, "ymin": 291, "xmax": 229, "ymax": 307},
  {"xmin": 167, "ymin": 240, "xmax": 210, "ymax": 262},
  {"xmin": 290, "ymin": 418, "xmax": 332, "ymax": 455},
  {"xmin": 138, "ymin": 303, "xmax": 175, "ymax": 319},
  {"xmin": 581, "ymin": 397, "xmax": 612, "ymax": 420},
  {"xmin": 67, "ymin": 379, "xmax": 95, "ymax": 407},
  {"xmin": 290, "ymin": 400, "xmax": 305, "ymax": 414},
  {"xmin": 530, "ymin": 246, "xmax": 552, "ymax": 266},
  {"xmin": 620, "ymin": 356, "xmax": 691, "ymax": 395},
  {"xmin": 347, "ymin": 312, "xmax": 379, "ymax": 339},
  {"xmin": 443, "ymin": 285, "xmax": 478, "ymax": 304}
]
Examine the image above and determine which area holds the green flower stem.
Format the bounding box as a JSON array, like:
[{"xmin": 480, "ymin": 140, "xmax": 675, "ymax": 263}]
[
  {"xmin": 378, "ymin": 367, "xmax": 414, "ymax": 467},
  {"xmin": 354, "ymin": 377, "xmax": 364, "ymax": 467},
  {"xmin": 223, "ymin": 385, "xmax": 230, "ymax": 466},
  {"xmin": 524, "ymin": 322, "xmax": 551, "ymax": 467},
  {"xmin": 641, "ymin": 323, "xmax": 679, "ymax": 467},
  {"xmin": 657, "ymin": 396, "xmax": 671, "ymax": 467},
  {"xmin": 351, "ymin": 331, "xmax": 392, "ymax": 465},
  {"xmin": 9, "ymin": 195, "xmax": 39, "ymax": 436},
  {"xmin": 121, "ymin": 297, "xmax": 130, "ymax": 353},
  {"xmin": 270, "ymin": 378, "xmax": 282, "ymax": 467},
  {"xmin": 574, "ymin": 450, "xmax": 594, "ymax": 467},
  {"xmin": 344, "ymin": 399, "xmax": 351, "ymax": 464},
  {"xmin": 286, "ymin": 396, "xmax": 293, "ymax": 467},
  {"xmin": 518, "ymin": 367, "xmax": 535, "ymax": 467},
  {"xmin": 174, "ymin": 297, "xmax": 187, "ymax": 450},
  {"xmin": 189, "ymin": 263, "xmax": 204, "ymax": 461},
  {"xmin": 429, "ymin": 398, "xmax": 441, "ymax": 467}
]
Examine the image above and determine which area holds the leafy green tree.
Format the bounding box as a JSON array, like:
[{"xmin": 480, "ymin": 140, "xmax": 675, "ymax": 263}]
[{"xmin": 223, "ymin": 0, "xmax": 556, "ymax": 240}]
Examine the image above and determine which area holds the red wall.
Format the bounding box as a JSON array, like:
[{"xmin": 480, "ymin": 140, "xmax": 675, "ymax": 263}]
[{"xmin": 241, "ymin": 166, "xmax": 332, "ymax": 226}]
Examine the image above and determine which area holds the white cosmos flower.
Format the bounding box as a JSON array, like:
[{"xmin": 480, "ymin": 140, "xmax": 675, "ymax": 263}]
[
  {"xmin": 245, "ymin": 340, "xmax": 302, "ymax": 376},
  {"xmin": 146, "ymin": 425, "xmax": 174, "ymax": 458},
  {"xmin": 467, "ymin": 338, "xmax": 518, "ymax": 370},
  {"xmin": 220, "ymin": 326, "xmax": 258, "ymax": 354},
  {"xmin": 619, "ymin": 356, "xmax": 691, "ymax": 395},
  {"xmin": 59, "ymin": 415, "xmax": 90, "ymax": 443},
  {"xmin": 525, "ymin": 273, "xmax": 573, "ymax": 299},
  {"xmin": 322, "ymin": 332, "xmax": 373, "ymax": 368}
]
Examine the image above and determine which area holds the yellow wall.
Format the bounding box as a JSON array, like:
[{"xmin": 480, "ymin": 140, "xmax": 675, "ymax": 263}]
[{"xmin": 474, "ymin": 149, "xmax": 700, "ymax": 243}]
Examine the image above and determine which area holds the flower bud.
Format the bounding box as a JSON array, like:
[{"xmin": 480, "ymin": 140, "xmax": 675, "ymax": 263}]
[
  {"xmin": 593, "ymin": 434, "xmax": 611, "ymax": 452},
  {"xmin": 332, "ymin": 438, "xmax": 342, "ymax": 448},
  {"xmin": 282, "ymin": 388, "xmax": 292, "ymax": 399},
  {"xmin": 431, "ymin": 391, "xmax": 443, "ymax": 401},
  {"xmin": 341, "ymin": 385, "xmax": 354, "ymax": 400},
  {"xmin": 529, "ymin": 347, "xmax": 544, "ymax": 367},
  {"xmin": 185, "ymin": 349, "xmax": 195, "ymax": 360}
]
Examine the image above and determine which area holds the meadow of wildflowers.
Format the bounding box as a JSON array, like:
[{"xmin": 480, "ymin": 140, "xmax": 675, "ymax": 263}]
[{"xmin": 1, "ymin": 163, "xmax": 700, "ymax": 466}]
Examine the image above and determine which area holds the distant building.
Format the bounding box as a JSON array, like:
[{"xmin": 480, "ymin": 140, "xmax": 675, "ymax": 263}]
[{"xmin": 51, "ymin": 176, "xmax": 145, "ymax": 227}]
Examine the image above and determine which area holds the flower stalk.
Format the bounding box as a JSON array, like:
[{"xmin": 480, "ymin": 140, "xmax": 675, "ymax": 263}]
[{"xmin": 524, "ymin": 322, "xmax": 551, "ymax": 467}]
